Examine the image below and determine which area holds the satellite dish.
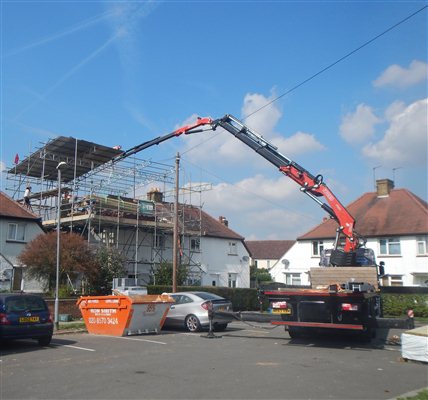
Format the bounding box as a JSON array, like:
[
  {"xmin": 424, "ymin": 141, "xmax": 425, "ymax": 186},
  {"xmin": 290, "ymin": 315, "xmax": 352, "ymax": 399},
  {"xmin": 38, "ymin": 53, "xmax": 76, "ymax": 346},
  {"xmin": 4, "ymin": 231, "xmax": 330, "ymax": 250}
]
[
  {"xmin": 242, "ymin": 256, "xmax": 249, "ymax": 262},
  {"xmin": 282, "ymin": 259, "xmax": 290, "ymax": 268}
]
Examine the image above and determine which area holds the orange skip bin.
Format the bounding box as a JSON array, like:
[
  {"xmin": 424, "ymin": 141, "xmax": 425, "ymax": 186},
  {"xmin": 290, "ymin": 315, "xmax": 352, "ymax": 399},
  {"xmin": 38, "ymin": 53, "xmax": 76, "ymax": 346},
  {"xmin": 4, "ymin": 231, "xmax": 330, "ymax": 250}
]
[{"xmin": 77, "ymin": 294, "xmax": 174, "ymax": 336}]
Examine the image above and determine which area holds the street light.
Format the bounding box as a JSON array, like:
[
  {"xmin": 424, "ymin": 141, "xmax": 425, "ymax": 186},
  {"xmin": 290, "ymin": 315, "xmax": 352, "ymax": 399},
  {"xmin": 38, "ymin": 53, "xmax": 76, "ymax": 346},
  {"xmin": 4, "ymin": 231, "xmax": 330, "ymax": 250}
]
[{"xmin": 55, "ymin": 161, "xmax": 67, "ymax": 331}]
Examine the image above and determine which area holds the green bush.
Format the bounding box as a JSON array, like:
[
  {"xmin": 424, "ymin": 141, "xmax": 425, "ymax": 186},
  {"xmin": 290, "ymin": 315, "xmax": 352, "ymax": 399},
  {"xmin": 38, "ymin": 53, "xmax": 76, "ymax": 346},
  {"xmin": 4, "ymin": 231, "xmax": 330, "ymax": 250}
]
[{"xmin": 381, "ymin": 294, "xmax": 428, "ymax": 318}]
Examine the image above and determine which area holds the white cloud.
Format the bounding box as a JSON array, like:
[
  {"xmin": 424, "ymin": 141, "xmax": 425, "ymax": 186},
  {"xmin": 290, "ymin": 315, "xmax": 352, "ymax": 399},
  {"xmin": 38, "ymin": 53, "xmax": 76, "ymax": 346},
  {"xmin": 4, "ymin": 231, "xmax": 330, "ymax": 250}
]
[
  {"xmin": 362, "ymin": 98, "xmax": 428, "ymax": 167},
  {"xmin": 241, "ymin": 91, "xmax": 282, "ymax": 135},
  {"xmin": 373, "ymin": 60, "xmax": 428, "ymax": 89},
  {"xmin": 384, "ymin": 100, "xmax": 406, "ymax": 122},
  {"xmin": 184, "ymin": 174, "xmax": 321, "ymax": 240},
  {"xmin": 0, "ymin": 161, "xmax": 6, "ymax": 173},
  {"xmin": 273, "ymin": 131, "xmax": 325, "ymax": 157},
  {"xmin": 339, "ymin": 104, "xmax": 381, "ymax": 144},
  {"xmin": 180, "ymin": 91, "xmax": 324, "ymax": 165}
]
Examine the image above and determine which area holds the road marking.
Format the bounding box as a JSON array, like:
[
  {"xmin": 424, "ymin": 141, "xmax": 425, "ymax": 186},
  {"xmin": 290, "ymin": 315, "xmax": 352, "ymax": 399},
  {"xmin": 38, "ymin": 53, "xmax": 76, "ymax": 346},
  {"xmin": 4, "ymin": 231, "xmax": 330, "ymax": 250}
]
[
  {"xmin": 52, "ymin": 344, "xmax": 95, "ymax": 352},
  {"xmin": 111, "ymin": 336, "xmax": 167, "ymax": 345}
]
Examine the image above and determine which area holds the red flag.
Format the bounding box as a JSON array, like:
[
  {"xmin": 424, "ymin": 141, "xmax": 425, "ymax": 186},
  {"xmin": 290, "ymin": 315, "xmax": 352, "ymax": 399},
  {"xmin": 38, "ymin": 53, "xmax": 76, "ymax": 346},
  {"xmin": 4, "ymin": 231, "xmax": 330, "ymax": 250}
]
[{"xmin": 14, "ymin": 154, "xmax": 19, "ymax": 164}]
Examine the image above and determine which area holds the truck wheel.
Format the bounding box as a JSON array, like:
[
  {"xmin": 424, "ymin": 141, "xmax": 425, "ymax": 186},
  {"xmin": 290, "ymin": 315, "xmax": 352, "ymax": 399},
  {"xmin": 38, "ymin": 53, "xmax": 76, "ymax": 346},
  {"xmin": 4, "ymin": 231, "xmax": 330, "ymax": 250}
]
[
  {"xmin": 288, "ymin": 327, "xmax": 303, "ymax": 339},
  {"xmin": 360, "ymin": 327, "xmax": 375, "ymax": 342}
]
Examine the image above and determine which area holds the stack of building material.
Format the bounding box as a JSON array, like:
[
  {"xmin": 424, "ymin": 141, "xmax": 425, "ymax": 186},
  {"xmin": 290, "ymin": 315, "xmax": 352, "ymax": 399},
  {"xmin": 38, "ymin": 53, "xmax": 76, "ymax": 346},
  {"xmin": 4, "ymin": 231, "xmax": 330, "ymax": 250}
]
[{"xmin": 309, "ymin": 267, "xmax": 378, "ymax": 289}]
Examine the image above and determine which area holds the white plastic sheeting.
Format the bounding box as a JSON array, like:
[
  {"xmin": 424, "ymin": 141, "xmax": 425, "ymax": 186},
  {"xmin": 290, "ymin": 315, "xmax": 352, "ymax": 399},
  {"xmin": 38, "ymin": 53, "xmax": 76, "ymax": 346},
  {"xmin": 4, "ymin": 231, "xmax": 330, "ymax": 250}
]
[{"xmin": 401, "ymin": 325, "xmax": 428, "ymax": 363}]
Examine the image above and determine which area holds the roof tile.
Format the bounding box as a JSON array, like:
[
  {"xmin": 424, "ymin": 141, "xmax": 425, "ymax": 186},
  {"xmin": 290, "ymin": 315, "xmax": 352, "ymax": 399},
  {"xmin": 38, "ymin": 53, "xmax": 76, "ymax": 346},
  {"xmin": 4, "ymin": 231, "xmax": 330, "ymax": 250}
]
[
  {"xmin": 245, "ymin": 240, "xmax": 295, "ymax": 259},
  {"xmin": 0, "ymin": 191, "xmax": 40, "ymax": 220}
]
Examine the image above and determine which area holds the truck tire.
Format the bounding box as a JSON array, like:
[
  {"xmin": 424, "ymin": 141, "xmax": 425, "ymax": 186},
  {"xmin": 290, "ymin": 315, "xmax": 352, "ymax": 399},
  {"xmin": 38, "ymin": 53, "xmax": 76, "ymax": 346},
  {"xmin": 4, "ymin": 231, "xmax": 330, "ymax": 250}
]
[
  {"xmin": 288, "ymin": 327, "xmax": 306, "ymax": 339},
  {"xmin": 360, "ymin": 327, "xmax": 376, "ymax": 342}
]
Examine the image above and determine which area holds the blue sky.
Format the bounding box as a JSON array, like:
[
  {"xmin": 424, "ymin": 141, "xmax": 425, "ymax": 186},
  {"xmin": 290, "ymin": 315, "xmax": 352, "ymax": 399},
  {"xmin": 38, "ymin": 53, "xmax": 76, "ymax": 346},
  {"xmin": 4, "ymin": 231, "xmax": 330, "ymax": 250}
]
[{"xmin": 1, "ymin": 1, "xmax": 427, "ymax": 240}]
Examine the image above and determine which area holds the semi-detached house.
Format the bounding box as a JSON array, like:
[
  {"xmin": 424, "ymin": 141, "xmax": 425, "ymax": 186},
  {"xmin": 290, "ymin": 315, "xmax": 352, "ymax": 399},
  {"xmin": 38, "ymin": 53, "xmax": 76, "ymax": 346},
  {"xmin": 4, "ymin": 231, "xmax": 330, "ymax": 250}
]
[{"xmin": 270, "ymin": 179, "xmax": 428, "ymax": 287}]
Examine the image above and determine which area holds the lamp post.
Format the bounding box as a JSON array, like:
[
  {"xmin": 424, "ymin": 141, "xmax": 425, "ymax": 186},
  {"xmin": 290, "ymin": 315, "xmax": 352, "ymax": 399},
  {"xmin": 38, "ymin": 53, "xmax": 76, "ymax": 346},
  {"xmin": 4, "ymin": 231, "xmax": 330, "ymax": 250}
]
[{"xmin": 55, "ymin": 161, "xmax": 67, "ymax": 331}]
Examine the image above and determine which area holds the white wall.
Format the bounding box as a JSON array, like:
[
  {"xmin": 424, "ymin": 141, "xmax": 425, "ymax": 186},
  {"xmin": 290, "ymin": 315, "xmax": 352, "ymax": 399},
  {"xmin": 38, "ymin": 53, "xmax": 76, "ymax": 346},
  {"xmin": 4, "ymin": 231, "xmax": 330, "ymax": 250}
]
[
  {"xmin": 270, "ymin": 241, "xmax": 328, "ymax": 286},
  {"xmin": 198, "ymin": 237, "xmax": 250, "ymax": 288},
  {"xmin": 105, "ymin": 228, "xmax": 251, "ymax": 288},
  {"xmin": 271, "ymin": 236, "xmax": 428, "ymax": 287}
]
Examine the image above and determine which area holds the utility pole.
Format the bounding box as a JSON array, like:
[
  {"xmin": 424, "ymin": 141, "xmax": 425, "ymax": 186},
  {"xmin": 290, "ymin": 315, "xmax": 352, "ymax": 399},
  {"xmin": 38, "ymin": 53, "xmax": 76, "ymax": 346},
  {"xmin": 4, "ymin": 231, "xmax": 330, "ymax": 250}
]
[{"xmin": 172, "ymin": 153, "xmax": 180, "ymax": 293}]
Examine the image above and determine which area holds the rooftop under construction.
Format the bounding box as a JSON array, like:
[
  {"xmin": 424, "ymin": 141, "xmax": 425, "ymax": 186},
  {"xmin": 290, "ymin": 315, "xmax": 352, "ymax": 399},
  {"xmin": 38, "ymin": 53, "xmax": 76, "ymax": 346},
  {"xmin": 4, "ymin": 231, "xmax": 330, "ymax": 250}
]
[{"xmin": 5, "ymin": 135, "xmax": 211, "ymax": 285}]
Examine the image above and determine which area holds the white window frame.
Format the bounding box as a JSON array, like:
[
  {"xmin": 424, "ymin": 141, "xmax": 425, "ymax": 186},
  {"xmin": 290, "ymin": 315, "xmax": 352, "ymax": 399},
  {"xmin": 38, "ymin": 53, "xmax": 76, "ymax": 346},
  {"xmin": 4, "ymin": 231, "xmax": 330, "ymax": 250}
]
[
  {"xmin": 311, "ymin": 241, "xmax": 324, "ymax": 257},
  {"xmin": 379, "ymin": 238, "xmax": 401, "ymax": 255},
  {"xmin": 285, "ymin": 273, "xmax": 301, "ymax": 286},
  {"xmin": 381, "ymin": 275, "xmax": 403, "ymax": 287},
  {"xmin": 228, "ymin": 273, "xmax": 237, "ymax": 288},
  {"xmin": 228, "ymin": 242, "xmax": 237, "ymax": 256},
  {"xmin": 7, "ymin": 223, "xmax": 26, "ymax": 242},
  {"xmin": 417, "ymin": 236, "xmax": 428, "ymax": 255}
]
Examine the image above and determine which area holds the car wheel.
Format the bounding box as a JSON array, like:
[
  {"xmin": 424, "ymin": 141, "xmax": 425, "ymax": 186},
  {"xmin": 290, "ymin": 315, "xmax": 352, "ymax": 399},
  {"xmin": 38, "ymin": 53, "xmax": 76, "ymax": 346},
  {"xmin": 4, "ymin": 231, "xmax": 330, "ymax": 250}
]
[
  {"xmin": 214, "ymin": 323, "xmax": 228, "ymax": 332},
  {"xmin": 38, "ymin": 335, "xmax": 52, "ymax": 346},
  {"xmin": 185, "ymin": 315, "xmax": 201, "ymax": 332}
]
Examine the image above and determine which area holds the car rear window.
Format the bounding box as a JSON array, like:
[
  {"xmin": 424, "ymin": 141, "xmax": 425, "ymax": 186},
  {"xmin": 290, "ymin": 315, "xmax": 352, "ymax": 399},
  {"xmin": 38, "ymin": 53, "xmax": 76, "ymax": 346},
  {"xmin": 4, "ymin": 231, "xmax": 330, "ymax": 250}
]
[
  {"xmin": 5, "ymin": 296, "xmax": 47, "ymax": 313},
  {"xmin": 194, "ymin": 292, "xmax": 223, "ymax": 301}
]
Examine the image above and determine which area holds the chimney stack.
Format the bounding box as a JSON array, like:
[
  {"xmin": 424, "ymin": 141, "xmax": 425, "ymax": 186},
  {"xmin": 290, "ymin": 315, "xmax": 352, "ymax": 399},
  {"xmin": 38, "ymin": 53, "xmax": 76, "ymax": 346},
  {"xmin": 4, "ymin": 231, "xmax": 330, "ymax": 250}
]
[
  {"xmin": 376, "ymin": 179, "xmax": 394, "ymax": 197},
  {"xmin": 147, "ymin": 188, "xmax": 163, "ymax": 203},
  {"xmin": 218, "ymin": 216, "xmax": 229, "ymax": 227}
]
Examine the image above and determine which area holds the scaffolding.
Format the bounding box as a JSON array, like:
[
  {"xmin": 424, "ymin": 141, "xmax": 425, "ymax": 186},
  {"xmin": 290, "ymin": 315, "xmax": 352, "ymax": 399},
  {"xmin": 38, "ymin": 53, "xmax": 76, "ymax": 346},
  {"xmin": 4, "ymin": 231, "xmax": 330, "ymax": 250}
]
[{"xmin": 5, "ymin": 135, "xmax": 210, "ymax": 286}]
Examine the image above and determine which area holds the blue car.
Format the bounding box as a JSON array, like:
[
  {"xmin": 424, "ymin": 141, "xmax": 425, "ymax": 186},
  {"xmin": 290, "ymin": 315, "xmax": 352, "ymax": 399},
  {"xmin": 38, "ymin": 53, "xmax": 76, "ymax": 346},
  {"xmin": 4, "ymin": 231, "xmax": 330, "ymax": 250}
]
[{"xmin": 0, "ymin": 293, "xmax": 53, "ymax": 346}]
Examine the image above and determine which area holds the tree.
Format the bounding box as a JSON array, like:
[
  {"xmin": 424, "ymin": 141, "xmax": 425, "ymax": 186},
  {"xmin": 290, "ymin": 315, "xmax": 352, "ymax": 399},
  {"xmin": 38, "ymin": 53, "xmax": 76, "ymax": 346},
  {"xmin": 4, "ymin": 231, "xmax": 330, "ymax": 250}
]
[
  {"xmin": 90, "ymin": 246, "xmax": 126, "ymax": 295},
  {"xmin": 19, "ymin": 232, "xmax": 98, "ymax": 293},
  {"xmin": 152, "ymin": 262, "xmax": 188, "ymax": 286},
  {"xmin": 250, "ymin": 265, "xmax": 273, "ymax": 288}
]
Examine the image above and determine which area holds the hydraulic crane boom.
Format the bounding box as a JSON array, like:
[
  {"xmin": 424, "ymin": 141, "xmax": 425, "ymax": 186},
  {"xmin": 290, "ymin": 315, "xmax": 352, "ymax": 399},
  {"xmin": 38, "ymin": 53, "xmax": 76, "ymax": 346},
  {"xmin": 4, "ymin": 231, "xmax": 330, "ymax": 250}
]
[
  {"xmin": 119, "ymin": 114, "xmax": 365, "ymax": 265},
  {"xmin": 211, "ymin": 115, "xmax": 361, "ymax": 258}
]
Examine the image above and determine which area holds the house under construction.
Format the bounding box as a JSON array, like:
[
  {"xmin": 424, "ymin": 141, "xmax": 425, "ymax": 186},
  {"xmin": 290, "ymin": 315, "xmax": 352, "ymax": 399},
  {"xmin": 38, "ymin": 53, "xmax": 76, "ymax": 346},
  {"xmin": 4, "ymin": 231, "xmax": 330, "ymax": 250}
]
[{"xmin": 5, "ymin": 135, "xmax": 217, "ymax": 286}]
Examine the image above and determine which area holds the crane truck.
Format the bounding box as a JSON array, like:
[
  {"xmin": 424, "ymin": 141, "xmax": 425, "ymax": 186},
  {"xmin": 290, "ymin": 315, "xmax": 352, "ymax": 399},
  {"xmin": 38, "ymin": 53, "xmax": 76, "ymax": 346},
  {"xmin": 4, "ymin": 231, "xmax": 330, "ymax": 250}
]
[{"xmin": 120, "ymin": 114, "xmax": 382, "ymax": 340}]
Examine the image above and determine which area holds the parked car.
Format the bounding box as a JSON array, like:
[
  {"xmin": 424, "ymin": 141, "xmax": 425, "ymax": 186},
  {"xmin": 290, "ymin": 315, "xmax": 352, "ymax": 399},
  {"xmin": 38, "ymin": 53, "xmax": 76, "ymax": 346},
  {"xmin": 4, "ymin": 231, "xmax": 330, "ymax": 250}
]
[
  {"xmin": 113, "ymin": 286, "xmax": 148, "ymax": 296},
  {"xmin": 163, "ymin": 291, "xmax": 233, "ymax": 332},
  {"xmin": 0, "ymin": 293, "xmax": 53, "ymax": 346}
]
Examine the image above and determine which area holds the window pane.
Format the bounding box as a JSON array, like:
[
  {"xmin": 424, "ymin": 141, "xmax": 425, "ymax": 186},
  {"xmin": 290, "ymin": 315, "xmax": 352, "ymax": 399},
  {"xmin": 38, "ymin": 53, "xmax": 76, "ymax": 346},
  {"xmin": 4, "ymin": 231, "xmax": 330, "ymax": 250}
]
[
  {"xmin": 417, "ymin": 237, "xmax": 427, "ymax": 255},
  {"xmin": 389, "ymin": 242, "xmax": 401, "ymax": 255},
  {"xmin": 312, "ymin": 241, "xmax": 318, "ymax": 256},
  {"xmin": 8, "ymin": 224, "xmax": 17, "ymax": 240},
  {"xmin": 293, "ymin": 274, "xmax": 301, "ymax": 285},
  {"xmin": 379, "ymin": 239, "xmax": 387, "ymax": 254},
  {"xmin": 16, "ymin": 225, "xmax": 25, "ymax": 241}
]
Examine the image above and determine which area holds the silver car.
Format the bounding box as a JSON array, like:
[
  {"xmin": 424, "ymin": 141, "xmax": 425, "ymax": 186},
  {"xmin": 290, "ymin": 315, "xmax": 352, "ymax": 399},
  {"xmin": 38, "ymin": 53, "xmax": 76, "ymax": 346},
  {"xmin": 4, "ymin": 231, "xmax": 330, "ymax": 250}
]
[{"xmin": 164, "ymin": 291, "xmax": 233, "ymax": 332}]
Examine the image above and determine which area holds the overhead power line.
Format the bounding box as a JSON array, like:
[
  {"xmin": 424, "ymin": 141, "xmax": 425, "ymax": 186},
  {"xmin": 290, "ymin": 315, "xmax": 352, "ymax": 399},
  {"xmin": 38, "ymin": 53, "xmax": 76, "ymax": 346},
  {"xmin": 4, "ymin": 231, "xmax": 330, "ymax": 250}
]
[{"xmin": 244, "ymin": 4, "xmax": 428, "ymax": 119}]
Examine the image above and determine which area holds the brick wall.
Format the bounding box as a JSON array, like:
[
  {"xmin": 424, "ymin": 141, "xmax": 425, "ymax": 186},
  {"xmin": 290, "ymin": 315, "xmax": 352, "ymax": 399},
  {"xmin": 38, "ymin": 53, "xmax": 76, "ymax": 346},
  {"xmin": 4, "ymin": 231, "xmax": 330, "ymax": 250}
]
[{"xmin": 45, "ymin": 298, "xmax": 82, "ymax": 319}]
